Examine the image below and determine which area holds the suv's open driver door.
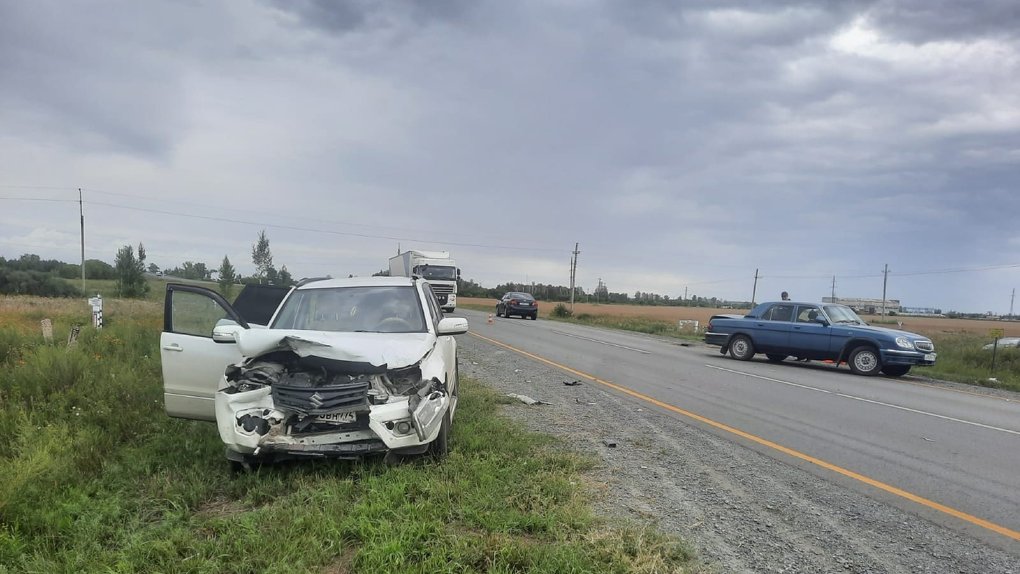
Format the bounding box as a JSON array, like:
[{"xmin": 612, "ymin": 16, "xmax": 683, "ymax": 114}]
[{"xmin": 160, "ymin": 284, "xmax": 250, "ymax": 421}]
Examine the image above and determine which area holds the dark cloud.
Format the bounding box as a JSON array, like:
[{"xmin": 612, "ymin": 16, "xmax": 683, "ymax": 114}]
[
  {"xmin": 0, "ymin": 2, "xmax": 190, "ymax": 157},
  {"xmin": 270, "ymin": 0, "xmax": 475, "ymax": 35},
  {"xmin": 867, "ymin": 0, "xmax": 1020, "ymax": 42}
]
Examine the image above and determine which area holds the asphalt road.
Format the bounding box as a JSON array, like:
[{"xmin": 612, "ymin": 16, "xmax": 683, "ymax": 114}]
[{"xmin": 455, "ymin": 308, "xmax": 1020, "ymax": 547}]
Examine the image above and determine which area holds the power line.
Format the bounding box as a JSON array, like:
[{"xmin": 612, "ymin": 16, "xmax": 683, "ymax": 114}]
[
  {"xmin": 83, "ymin": 200, "xmax": 568, "ymax": 253},
  {"xmin": 0, "ymin": 196, "xmax": 78, "ymax": 203}
]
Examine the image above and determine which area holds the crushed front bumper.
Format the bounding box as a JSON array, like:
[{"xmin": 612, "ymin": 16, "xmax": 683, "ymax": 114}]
[{"xmin": 214, "ymin": 380, "xmax": 450, "ymax": 459}]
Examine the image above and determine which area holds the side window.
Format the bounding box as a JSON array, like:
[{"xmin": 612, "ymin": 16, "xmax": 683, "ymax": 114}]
[
  {"xmin": 169, "ymin": 291, "xmax": 236, "ymax": 337},
  {"xmin": 795, "ymin": 306, "xmax": 820, "ymax": 323},
  {"xmin": 423, "ymin": 284, "xmax": 442, "ymax": 327},
  {"xmin": 765, "ymin": 304, "xmax": 794, "ymax": 322}
]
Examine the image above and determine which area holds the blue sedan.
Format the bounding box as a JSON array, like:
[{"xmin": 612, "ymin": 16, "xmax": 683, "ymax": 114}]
[{"xmin": 705, "ymin": 301, "xmax": 936, "ymax": 377}]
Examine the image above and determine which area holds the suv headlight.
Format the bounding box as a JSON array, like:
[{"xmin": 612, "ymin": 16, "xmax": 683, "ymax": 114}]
[{"xmin": 895, "ymin": 337, "xmax": 914, "ymax": 350}]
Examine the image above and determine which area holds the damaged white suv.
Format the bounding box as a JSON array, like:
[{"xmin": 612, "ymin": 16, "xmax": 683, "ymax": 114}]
[{"xmin": 159, "ymin": 276, "xmax": 468, "ymax": 467}]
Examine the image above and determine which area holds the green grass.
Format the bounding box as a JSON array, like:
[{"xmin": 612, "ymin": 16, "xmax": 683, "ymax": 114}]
[
  {"xmin": 923, "ymin": 334, "xmax": 1020, "ymax": 392},
  {"xmin": 0, "ymin": 299, "xmax": 697, "ymax": 574}
]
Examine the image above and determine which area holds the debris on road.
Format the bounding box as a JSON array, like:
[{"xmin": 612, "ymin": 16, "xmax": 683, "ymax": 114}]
[
  {"xmin": 602, "ymin": 439, "xmax": 618, "ymax": 448},
  {"xmin": 507, "ymin": 393, "xmax": 548, "ymax": 406},
  {"xmin": 563, "ymin": 380, "xmax": 582, "ymax": 386}
]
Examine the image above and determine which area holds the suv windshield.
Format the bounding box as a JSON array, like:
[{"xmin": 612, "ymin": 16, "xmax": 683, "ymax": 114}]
[
  {"xmin": 272, "ymin": 286, "xmax": 426, "ymax": 333},
  {"xmin": 823, "ymin": 304, "xmax": 865, "ymax": 325},
  {"xmin": 413, "ymin": 265, "xmax": 457, "ymax": 281}
]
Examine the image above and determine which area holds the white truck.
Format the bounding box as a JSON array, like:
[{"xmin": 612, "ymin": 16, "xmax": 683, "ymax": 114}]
[{"xmin": 389, "ymin": 250, "xmax": 459, "ymax": 312}]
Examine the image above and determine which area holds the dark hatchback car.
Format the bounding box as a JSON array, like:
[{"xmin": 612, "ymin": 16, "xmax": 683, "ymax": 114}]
[{"xmin": 496, "ymin": 292, "xmax": 538, "ymax": 319}]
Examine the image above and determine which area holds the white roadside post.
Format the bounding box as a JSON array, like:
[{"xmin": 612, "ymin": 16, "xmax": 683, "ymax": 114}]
[{"xmin": 88, "ymin": 295, "xmax": 103, "ymax": 329}]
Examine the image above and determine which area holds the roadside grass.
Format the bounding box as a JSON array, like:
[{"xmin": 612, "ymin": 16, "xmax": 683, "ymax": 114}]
[
  {"xmin": 0, "ymin": 296, "xmax": 697, "ymax": 574},
  {"xmin": 924, "ymin": 333, "xmax": 1020, "ymax": 392}
]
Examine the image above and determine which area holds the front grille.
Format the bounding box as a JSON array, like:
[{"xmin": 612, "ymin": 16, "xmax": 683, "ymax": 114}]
[
  {"xmin": 431, "ymin": 284, "xmax": 454, "ymax": 295},
  {"xmin": 914, "ymin": 341, "xmax": 934, "ymax": 352},
  {"xmin": 272, "ymin": 380, "xmax": 369, "ymax": 415}
]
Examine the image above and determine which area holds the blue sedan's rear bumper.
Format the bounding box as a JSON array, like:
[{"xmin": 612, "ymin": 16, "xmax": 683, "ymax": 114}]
[
  {"xmin": 704, "ymin": 332, "xmax": 730, "ymax": 347},
  {"xmin": 880, "ymin": 348, "xmax": 937, "ymax": 366}
]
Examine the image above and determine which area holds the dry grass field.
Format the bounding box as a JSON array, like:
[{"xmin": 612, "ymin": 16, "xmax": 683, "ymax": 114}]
[{"xmin": 459, "ymin": 297, "xmax": 1019, "ymax": 338}]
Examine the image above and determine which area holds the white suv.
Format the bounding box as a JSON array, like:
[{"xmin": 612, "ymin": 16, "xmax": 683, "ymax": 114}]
[{"xmin": 160, "ymin": 276, "xmax": 467, "ymax": 468}]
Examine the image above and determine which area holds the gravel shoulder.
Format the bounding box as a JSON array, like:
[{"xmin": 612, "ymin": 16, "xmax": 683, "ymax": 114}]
[{"xmin": 460, "ymin": 335, "xmax": 1020, "ymax": 574}]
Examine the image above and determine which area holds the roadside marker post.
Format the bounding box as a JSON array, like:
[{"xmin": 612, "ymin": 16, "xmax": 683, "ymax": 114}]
[
  {"xmin": 89, "ymin": 295, "xmax": 103, "ymax": 329},
  {"xmin": 990, "ymin": 328, "xmax": 1004, "ymax": 372}
]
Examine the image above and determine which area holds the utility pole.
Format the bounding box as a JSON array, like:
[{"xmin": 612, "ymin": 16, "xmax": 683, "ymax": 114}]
[
  {"xmin": 79, "ymin": 188, "xmax": 85, "ymax": 293},
  {"xmin": 750, "ymin": 268, "xmax": 759, "ymax": 305},
  {"xmin": 881, "ymin": 263, "xmax": 889, "ymax": 317},
  {"xmin": 569, "ymin": 242, "xmax": 580, "ymax": 312},
  {"xmin": 831, "ymin": 275, "xmax": 836, "ymax": 302}
]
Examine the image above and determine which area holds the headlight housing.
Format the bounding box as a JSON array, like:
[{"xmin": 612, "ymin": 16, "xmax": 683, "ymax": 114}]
[{"xmin": 895, "ymin": 336, "xmax": 914, "ymax": 350}]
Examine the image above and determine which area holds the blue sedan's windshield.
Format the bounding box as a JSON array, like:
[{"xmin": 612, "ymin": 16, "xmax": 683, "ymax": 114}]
[{"xmin": 823, "ymin": 304, "xmax": 865, "ymax": 325}]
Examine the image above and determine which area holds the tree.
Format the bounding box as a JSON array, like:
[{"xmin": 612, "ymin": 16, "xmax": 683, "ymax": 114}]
[
  {"xmin": 251, "ymin": 230, "xmax": 274, "ymax": 283},
  {"xmin": 217, "ymin": 255, "xmax": 236, "ymax": 297},
  {"xmin": 114, "ymin": 245, "xmax": 148, "ymax": 298},
  {"xmin": 277, "ymin": 265, "xmax": 294, "ymax": 286},
  {"xmin": 148, "ymin": 263, "xmax": 160, "ymax": 274}
]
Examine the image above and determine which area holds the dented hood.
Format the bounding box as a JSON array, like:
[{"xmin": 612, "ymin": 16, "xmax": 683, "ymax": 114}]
[{"xmin": 235, "ymin": 329, "xmax": 436, "ymax": 369}]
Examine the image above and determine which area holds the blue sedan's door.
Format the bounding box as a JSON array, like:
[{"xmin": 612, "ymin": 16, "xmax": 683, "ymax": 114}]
[
  {"xmin": 753, "ymin": 303, "xmax": 795, "ymax": 352},
  {"xmin": 789, "ymin": 305, "xmax": 831, "ymax": 358}
]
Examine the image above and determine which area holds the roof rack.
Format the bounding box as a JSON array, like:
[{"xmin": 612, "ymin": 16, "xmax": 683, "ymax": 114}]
[{"xmin": 295, "ymin": 276, "xmax": 332, "ymax": 288}]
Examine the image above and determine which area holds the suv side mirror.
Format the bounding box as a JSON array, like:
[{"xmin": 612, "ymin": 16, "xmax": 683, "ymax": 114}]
[
  {"xmin": 437, "ymin": 317, "xmax": 468, "ymax": 335},
  {"xmin": 814, "ymin": 316, "xmax": 829, "ymax": 326},
  {"xmin": 212, "ymin": 322, "xmax": 245, "ymax": 343}
]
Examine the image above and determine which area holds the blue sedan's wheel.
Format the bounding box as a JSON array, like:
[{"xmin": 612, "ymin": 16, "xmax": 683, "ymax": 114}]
[
  {"xmin": 729, "ymin": 335, "xmax": 755, "ymax": 361},
  {"xmin": 848, "ymin": 346, "xmax": 881, "ymax": 376}
]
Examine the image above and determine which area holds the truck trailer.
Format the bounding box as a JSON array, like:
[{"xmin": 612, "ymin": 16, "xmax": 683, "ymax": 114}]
[{"xmin": 389, "ymin": 250, "xmax": 459, "ymax": 312}]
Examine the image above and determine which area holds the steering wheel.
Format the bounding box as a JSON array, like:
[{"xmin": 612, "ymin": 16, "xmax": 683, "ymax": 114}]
[{"xmin": 375, "ymin": 317, "xmax": 413, "ymax": 331}]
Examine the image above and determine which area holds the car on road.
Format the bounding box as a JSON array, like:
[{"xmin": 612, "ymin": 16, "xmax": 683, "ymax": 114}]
[
  {"xmin": 496, "ymin": 291, "xmax": 538, "ymax": 319},
  {"xmin": 159, "ymin": 276, "xmax": 468, "ymax": 468},
  {"xmin": 704, "ymin": 301, "xmax": 936, "ymax": 377}
]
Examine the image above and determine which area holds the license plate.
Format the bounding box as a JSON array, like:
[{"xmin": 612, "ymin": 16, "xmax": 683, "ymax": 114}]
[
  {"xmin": 923, "ymin": 353, "xmax": 936, "ymax": 362},
  {"xmin": 316, "ymin": 412, "xmax": 357, "ymax": 424},
  {"xmin": 520, "ymin": 302, "xmax": 531, "ymax": 306}
]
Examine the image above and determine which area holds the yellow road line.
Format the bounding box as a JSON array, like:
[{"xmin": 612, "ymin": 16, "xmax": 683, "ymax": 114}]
[{"xmin": 470, "ymin": 331, "xmax": 1020, "ymax": 543}]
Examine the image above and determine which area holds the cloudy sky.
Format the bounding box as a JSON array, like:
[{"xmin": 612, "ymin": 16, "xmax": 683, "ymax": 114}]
[{"xmin": 1, "ymin": 0, "xmax": 1018, "ymax": 313}]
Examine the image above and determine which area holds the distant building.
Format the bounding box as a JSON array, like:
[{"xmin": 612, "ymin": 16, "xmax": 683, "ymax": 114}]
[
  {"xmin": 900, "ymin": 306, "xmax": 943, "ymax": 316},
  {"xmin": 823, "ymin": 297, "xmax": 900, "ymax": 314}
]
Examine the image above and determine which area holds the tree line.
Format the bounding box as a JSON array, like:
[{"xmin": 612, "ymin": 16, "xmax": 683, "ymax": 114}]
[
  {"xmin": 0, "ymin": 229, "xmax": 295, "ymax": 299},
  {"xmin": 457, "ymin": 277, "xmax": 751, "ymax": 308}
]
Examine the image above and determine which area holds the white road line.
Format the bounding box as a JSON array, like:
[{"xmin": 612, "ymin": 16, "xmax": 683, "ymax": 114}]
[
  {"xmin": 552, "ymin": 330, "xmax": 652, "ymax": 354},
  {"xmin": 705, "ymin": 364, "xmax": 833, "ymax": 394},
  {"xmin": 705, "ymin": 364, "xmax": 1020, "ymax": 437}
]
